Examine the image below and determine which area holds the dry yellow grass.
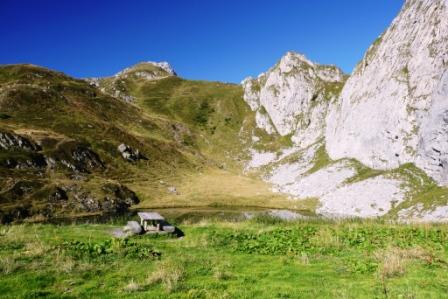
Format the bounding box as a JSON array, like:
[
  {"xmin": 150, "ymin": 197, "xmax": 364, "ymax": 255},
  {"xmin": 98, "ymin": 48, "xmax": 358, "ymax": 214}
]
[
  {"xmin": 123, "ymin": 279, "xmax": 141, "ymax": 293},
  {"xmin": 310, "ymin": 227, "xmax": 342, "ymax": 249},
  {"xmin": 132, "ymin": 168, "xmax": 317, "ymax": 212},
  {"xmin": 375, "ymin": 247, "xmax": 434, "ymax": 278},
  {"xmin": 0, "ymin": 256, "xmax": 18, "ymax": 274},
  {"xmin": 145, "ymin": 259, "xmax": 185, "ymax": 293}
]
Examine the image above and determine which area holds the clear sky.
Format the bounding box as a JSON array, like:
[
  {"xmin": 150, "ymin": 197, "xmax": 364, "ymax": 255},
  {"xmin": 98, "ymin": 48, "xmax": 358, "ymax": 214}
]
[{"xmin": 0, "ymin": 0, "xmax": 404, "ymax": 83}]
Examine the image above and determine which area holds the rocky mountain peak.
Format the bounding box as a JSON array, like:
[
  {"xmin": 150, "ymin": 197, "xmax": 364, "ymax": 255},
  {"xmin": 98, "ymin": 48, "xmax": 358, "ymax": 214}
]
[
  {"xmin": 242, "ymin": 51, "xmax": 346, "ymax": 147},
  {"xmin": 115, "ymin": 61, "xmax": 177, "ymax": 80}
]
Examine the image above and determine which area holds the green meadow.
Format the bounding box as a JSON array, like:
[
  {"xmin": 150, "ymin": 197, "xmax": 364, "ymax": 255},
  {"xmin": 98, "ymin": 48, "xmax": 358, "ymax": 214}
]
[{"xmin": 1, "ymin": 217, "xmax": 447, "ymax": 298}]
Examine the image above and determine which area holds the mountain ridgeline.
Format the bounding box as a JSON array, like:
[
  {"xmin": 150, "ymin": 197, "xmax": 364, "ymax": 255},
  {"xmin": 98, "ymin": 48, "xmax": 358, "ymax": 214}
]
[{"xmin": 1, "ymin": 0, "xmax": 448, "ymax": 222}]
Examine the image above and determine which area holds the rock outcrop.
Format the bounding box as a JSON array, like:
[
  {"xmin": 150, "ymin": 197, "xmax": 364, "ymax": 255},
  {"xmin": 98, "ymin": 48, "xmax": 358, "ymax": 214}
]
[
  {"xmin": 117, "ymin": 143, "xmax": 146, "ymax": 162},
  {"xmin": 87, "ymin": 61, "xmax": 177, "ymax": 102},
  {"xmin": 325, "ymin": 0, "xmax": 448, "ymax": 185},
  {"xmin": 115, "ymin": 61, "xmax": 176, "ymax": 80},
  {"xmin": 242, "ymin": 0, "xmax": 448, "ymax": 221},
  {"xmin": 242, "ymin": 51, "xmax": 345, "ymax": 148},
  {"xmin": 0, "ymin": 131, "xmax": 41, "ymax": 152}
]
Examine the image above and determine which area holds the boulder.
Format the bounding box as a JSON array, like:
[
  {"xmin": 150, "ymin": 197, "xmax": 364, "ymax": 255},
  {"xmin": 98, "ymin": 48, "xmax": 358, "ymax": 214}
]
[
  {"xmin": 123, "ymin": 221, "xmax": 142, "ymax": 235},
  {"xmin": 117, "ymin": 143, "xmax": 146, "ymax": 162}
]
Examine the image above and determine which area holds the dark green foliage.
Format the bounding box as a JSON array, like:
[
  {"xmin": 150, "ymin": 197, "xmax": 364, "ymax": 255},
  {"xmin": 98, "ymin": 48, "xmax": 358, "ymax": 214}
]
[
  {"xmin": 61, "ymin": 238, "xmax": 161, "ymax": 260},
  {"xmin": 210, "ymin": 224, "xmax": 448, "ymax": 256},
  {"xmin": 194, "ymin": 100, "xmax": 212, "ymax": 126}
]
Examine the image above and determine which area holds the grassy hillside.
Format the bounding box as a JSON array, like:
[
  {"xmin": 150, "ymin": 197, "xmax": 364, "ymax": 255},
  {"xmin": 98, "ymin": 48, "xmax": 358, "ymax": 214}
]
[{"xmin": 0, "ymin": 64, "xmax": 289, "ymax": 222}]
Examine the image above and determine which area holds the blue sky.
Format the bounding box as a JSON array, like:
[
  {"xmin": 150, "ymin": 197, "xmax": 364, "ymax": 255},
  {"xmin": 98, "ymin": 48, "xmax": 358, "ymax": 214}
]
[{"xmin": 0, "ymin": 0, "xmax": 403, "ymax": 82}]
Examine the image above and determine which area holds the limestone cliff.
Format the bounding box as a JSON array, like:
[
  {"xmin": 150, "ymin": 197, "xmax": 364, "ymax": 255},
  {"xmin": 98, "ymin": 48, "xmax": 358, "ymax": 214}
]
[
  {"xmin": 325, "ymin": 0, "xmax": 448, "ymax": 185},
  {"xmin": 242, "ymin": 52, "xmax": 345, "ymax": 148}
]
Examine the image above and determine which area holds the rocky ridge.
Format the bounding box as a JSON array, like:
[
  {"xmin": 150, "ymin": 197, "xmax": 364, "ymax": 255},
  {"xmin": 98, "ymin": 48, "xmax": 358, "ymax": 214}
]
[
  {"xmin": 242, "ymin": 51, "xmax": 345, "ymax": 148},
  {"xmin": 242, "ymin": 0, "xmax": 448, "ymax": 221}
]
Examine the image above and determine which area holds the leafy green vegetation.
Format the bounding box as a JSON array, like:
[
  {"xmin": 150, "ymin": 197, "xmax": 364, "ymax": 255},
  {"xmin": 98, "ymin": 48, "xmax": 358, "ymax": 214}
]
[
  {"xmin": 61, "ymin": 238, "xmax": 161, "ymax": 260},
  {"xmin": 1, "ymin": 219, "xmax": 448, "ymax": 298}
]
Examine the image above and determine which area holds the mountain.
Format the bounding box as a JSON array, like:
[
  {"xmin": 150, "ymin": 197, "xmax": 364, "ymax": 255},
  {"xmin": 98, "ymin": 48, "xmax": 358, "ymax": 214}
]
[
  {"xmin": 0, "ymin": 63, "xmax": 287, "ymax": 223},
  {"xmin": 242, "ymin": 0, "xmax": 448, "ymax": 220},
  {"xmin": 1, "ymin": 0, "xmax": 448, "ymax": 223},
  {"xmin": 242, "ymin": 51, "xmax": 345, "ymax": 148},
  {"xmin": 326, "ymin": 0, "xmax": 448, "ymax": 185}
]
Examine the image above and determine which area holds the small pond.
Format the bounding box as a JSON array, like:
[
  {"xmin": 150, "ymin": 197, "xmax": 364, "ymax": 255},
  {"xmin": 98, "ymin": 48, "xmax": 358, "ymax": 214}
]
[{"xmin": 48, "ymin": 206, "xmax": 317, "ymax": 225}]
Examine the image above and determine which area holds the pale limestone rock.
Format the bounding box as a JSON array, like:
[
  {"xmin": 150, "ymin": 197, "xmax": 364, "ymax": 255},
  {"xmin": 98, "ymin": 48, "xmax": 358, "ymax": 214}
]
[
  {"xmin": 272, "ymin": 161, "xmax": 355, "ymax": 199},
  {"xmin": 398, "ymin": 203, "xmax": 448, "ymax": 222},
  {"xmin": 268, "ymin": 145, "xmax": 318, "ymax": 186},
  {"xmin": 416, "ymin": 71, "xmax": 448, "ymax": 184},
  {"xmin": 325, "ymin": 0, "xmax": 448, "ymax": 185},
  {"xmin": 245, "ymin": 149, "xmax": 277, "ymax": 170},
  {"xmin": 318, "ymin": 176, "xmax": 406, "ymax": 218},
  {"xmin": 242, "ymin": 51, "xmax": 345, "ymax": 148},
  {"xmin": 115, "ymin": 61, "xmax": 176, "ymax": 78},
  {"xmin": 255, "ymin": 111, "xmax": 276, "ymax": 134}
]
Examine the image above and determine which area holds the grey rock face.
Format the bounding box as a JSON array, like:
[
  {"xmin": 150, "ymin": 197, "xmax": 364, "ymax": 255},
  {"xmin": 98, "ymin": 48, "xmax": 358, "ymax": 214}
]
[
  {"xmin": 0, "ymin": 130, "xmax": 47, "ymax": 169},
  {"xmin": 242, "ymin": 51, "xmax": 345, "ymax": 148},
  {"xmin": 416, "ymin": 72, "xmax": 448, "ymax": 184},
  {"xmin": 58, "ymin": 143, "xmax": 104, "ymax": 173},
  {"xmin": 325, "ymin": 0, "xmax": 448, "ymax": 185},
  {"xmin": 69, "ymin": 183, "xmax": 139, "ymax": 213},
  {"xmin": 70, "ymin": 147, "xmax": 103, "ymax": 173}
]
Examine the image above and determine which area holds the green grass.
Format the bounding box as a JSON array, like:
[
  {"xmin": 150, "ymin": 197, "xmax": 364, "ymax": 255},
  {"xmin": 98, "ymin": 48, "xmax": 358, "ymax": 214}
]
[
  {"xmin": 388, "ymin": 163, "xmax": 448, "ymax": 215},
  {"xmin": 345, "ymin": 159, "xmax": 385, "ymax": 184},
  {"xmin": 1, "ymin": 219, "xmax": 448, "ymax": 298},
  {"xmin": 305, "ymin": 144, "xmax": 332, "ymax": 175}
]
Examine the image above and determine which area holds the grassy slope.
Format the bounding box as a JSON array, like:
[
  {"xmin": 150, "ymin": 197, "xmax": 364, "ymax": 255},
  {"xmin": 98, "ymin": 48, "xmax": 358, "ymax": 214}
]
[
  {"xmin": 101, "ymin": 74, "xmax": 295, "ymax": 208},
  {"xmin": 0, "ymin": 64, "xmax": 288, "ymax": 219},
  {"xmin": 1, "ymin": 219, "xmax": 447, "ymax": 298}
]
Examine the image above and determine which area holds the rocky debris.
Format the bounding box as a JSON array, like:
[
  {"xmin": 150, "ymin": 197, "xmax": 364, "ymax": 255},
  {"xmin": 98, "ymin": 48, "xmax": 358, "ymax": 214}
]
[
  {"xmin": 325, "ymin": 0, "xmax": 448, "ymax": 185},
  {"xmin": 167, "ymin": 186, "xmax": 178, "ymax": 194},
  {"xmin": 48, "ymin": 187, "xmax": 68, "ymax": 201},
  {"xmin": 245, "ymin": 149, "xmax": 277, "ymax": 170},
  {"xmin": 72, "ymin": 190, "xmax": 100, "ymax": 212},
  {"xmin": 117, "ymin": 143, "xmax": 146, "ymax": 162},
  {"xmin": 123, "ymin": 221, "xmax": 142, "ymax": 235},
  {"xmin": 101, "ymin": 183, "xmax": 140, "ymax": 212},
  {"xmin": 58, "ymin": 144, "xmax": 104, "ymax": 173},
  {"xmin": 242, "ymin": 51, "xmax": 345, "ymax": 148},
  {"xmin": 1, "ymin": 152, "xmax": 47, "ymax": 170},
  {"xmin": 0, "ymin": 131, "xmax": 41, "ymax": 152},
  {"xmin": 0, "ymin": 133, "xmax": 103, "ymax": 173},
  {"xmin": 268, "ymin": 145, "xmax": 318, "ymax": 187},
  {"xmin": 171, "ymin": 123, "xmax": 194, "ymax": 145},
  {"xmin": 58, "ymin": 183, "xmax": 139, "ymax": 214},
  {"xmin": 268, "ymin": 210, "xmax": 305, "ymax": 221}
]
